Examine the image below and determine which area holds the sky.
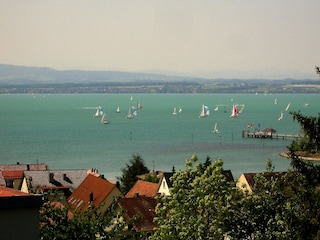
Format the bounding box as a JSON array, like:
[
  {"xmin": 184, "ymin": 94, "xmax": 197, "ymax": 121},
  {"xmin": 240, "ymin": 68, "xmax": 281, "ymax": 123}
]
[{"xmin": 1, "ymin": 0, "xmax": 320, "ymax": 79}]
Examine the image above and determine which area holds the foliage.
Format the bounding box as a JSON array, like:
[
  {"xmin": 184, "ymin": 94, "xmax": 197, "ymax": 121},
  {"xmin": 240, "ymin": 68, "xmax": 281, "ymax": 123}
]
[
  {"xmin": 144, "ymin": 173, "xmax": 160, "ymax": 183},
  {"xmin": 151, "ymin": 155, "xmax": 320, "ymax": 239},
  {"xmin": 151, "ymin": 155, "xmax": 243, "ymax": 240},
  {"xmin": 39, "ymin": 194, "xmax": 135, "ymax": 240},
  {"xmin": 289, "ymin": 111, "xmax": 320, "ymax": 153},
  {"xmin": 118, "ymin": 154, "xmax": 150, "ymax": 194},
  {"xmin": 229, "ymin": 163, "xmax": 320, "ymax": 239}
]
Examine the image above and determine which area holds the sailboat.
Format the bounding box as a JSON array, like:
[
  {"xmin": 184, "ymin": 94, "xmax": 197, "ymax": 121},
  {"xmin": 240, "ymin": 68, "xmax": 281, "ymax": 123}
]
[
  {"xmin": 278, "ymin": 111, "xmax": 284, "ymax": 121},
  {"xmin": 137, "ymin": 101, "xmax": 143, "ymax": 109},
  {"xmin": 101, "ymin": 113, "xmax": 109, "ymax": 124},
  {"xmin": 178, "ymin": 107, "xmax": 182, "ymax": 113},
  {"xmin": 212, "ymin": 123, "xmax": 219, "ymax": 133},
  {"xmin": 93, "ymin": 106, "xmax": 103, "ymax": 117},
  {"xmin": 172, "ymin": 107, "xmax": 177, "ymax": 115},
  {"xmin": 285, "ymin": 102, "xmax": 291, "ymax": 111},
  {"xmin": 274, "ymin": 98, "xmax": 278, "ymax": 104},
  {"xmin": 126, "ymin": 106, "xmax": 137, "ymax": 119},
  {"xmin": 214, "ymin": 105, "xmax": 219, "ymax": 111},
  {"xmin": 230, "ymin": 104, "xmax": 239, "ymax": 118},
  {"xmin": 116, "ymin": 106, "xmax": 120, "ymax": 113},
  {"xmin": 199, "ymin": 104, "xmax": 210, "ymax": 118}
]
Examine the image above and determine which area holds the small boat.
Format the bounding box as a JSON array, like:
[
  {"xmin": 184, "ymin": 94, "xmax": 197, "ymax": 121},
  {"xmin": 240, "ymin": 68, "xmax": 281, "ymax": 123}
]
[
  {"xmin": 116, "ymin": 106, "xmax": 120, "ymax": 113},
  {"xmin": 212, "ymin": 123, "xmax": 219, "ymax": 133},
  {"xmin": 274, "ymin": 98, "xmax": 278, "ymax": 104},
  {"xmin": 199, "ymin": 104, "xmax": 210, "ymax": 118},
  {"xmin": 101, "ymin": 113, "xmax": 109, "ymax": 124},
  {"xmin": 137, "ymin": 101, "xmax": 143, "ymax": 109},
  {"xmin": 178, "ymin": 107, "xmax": 182, "ymax": 113},
  {"xmin": 230, "ymin": 104, "xmax": 239, "ymax": 118},
  {"xmin": 278, "ymin": 111, "xmax": 284, "ymax": 121},
  {"xmin": 172, "ymin": 107, "xmax": 177, "ymax": 115},
  {"xmin": 93, "ymin": 106, "xmax": 103, "ymax": 117},
  {"xmin": 126, "ymin": 106, "xmax": 137, "ymax": 119},
  {"xmin": 214, "ymin": 105, "xmax": 219, "ymax": 111},
  {"xmin": 285, "ymin": 102, "xmax": 291, "ymax": 111}
]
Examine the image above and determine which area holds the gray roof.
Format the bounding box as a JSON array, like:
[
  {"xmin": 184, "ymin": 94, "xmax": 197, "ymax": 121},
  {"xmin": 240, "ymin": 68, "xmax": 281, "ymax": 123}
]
[
  {"xmin": 24, "ymin": 169, "xmax": 87, "ymax": 192},
  {"xmin": 0, "ymin": 163, "xmax": 47, "ymax": 171}
]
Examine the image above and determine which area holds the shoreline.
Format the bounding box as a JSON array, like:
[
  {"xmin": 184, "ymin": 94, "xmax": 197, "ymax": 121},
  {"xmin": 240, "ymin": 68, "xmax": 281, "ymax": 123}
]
[{"xmin": 279, "ymin": 152, "xmax": 320, "ymax": 161}]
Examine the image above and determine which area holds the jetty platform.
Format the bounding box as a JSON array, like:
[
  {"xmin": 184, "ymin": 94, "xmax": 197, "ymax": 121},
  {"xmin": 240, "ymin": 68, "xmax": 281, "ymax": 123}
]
[{"xmin": 242, "ymin": 130, "xmax": 302, "ymax": 140}]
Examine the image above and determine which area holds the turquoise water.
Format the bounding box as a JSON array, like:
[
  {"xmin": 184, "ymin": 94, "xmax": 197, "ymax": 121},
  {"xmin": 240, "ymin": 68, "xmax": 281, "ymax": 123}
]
[{"xmin": 0, "ymin": 93, "xmax": 319, "ymax": 181}]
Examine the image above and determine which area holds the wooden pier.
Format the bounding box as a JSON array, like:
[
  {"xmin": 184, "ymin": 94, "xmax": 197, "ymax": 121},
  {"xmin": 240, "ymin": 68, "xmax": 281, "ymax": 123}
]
[{"xmin": 242, "ymin": 130, "xmax": 302, "ymax": 140}]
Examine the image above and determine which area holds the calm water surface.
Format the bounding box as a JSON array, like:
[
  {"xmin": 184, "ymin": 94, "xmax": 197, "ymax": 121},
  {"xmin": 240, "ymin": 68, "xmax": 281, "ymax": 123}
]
[{"xmin": 0, "ymin": 93, "xmax": 319, "ymax": 181}]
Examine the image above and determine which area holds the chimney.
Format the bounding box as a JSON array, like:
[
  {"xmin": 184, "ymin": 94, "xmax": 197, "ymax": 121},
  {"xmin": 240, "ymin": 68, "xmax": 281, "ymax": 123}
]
[
  {"xmin": 49, "ymin": 173, "xmax": 54, "ymax": 184},
  {"xmin": 89, "ymin": 192, "xmax": 94, "ymax": 203},
  {"xmin": 134, "ymin": 192, "xmax": 139, "ymax": 198},
  {"xmin": 116, "ymin": 181, "xmax": 120, "ymax": 189},
  {"xmin": 63, "ymin": 173, "xmax": 67, "ymax": 181}
]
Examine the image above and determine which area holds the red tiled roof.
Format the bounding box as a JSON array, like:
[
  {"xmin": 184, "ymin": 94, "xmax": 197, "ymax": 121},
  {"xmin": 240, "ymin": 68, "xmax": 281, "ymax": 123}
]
[
  {"xmin": 67, "ymin": 174, "xmax": 117, "ymax": 212},
  {"xmin": 126, "ymin": 180, "xmax": 159, "ymax": 198},
  {"xmin": 118, "ymin": 197, "xmax": 158, "ymax": 232},
  {"xmin": 243, "ymin": 172, "xmax": 287, "ymax": 188},
  {"xmin": 1, "ymin": 170, "xmax": 24, "ymax": 179},
  {"xmin": 0, "ymin": 186, "xmax": 30, "ymax": 197}
]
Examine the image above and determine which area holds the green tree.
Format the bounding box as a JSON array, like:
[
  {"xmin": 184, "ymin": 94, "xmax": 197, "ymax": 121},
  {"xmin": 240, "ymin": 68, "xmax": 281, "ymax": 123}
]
[
  {"xmin": 151, "ymin": 155, "xmax": 243, "ymax": 240},
  {"xmin": 289, "ymin": 111, "xmax": 320, "ymax": 154},
  {"xmin": 40, "ymin": 195, "xmax": 137, "ymax": 239},
  {"xmin": 118, "ymin": 154, "xmax": 150, "ymax": 194},
  {"xmin": 229, "ymin": 162, "xmax": 320, "ymax": 239},
  {"xmin": 151, "ymin": 155, "xmax": 320, "ymax": 239}
]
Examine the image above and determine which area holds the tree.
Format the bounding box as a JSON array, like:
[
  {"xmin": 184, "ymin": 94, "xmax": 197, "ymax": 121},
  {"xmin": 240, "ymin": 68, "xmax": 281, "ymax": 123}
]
[
  {"xmin": 289, "ymin": 111, "xmax": 320, "ymax": 154},
  {"xmin": 118, "ymin": 154, "xmax": 150, "ymax": 194},
  {"xmin": 39, "ymin": 194, "xmax": 139, "ymax": 239},
  {"xmin": 151, "ymin": 155, "xmax": 320, "ymax": 239},
  {"xmin": 151, "ymin": 155, "xmax": 243, "ymax": 240}
]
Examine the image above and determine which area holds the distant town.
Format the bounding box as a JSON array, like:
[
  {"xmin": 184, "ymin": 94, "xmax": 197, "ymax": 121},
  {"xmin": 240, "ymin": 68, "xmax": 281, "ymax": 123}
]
[{"xmin": 0, "ymin": 64, "xmax": 319, "ymax": 94}]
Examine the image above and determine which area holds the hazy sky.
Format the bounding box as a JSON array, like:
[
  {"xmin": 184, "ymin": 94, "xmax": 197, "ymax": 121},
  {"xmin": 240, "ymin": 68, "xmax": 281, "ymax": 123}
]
[{"xmin": 1, "ymin": 1, "xmax": 320, "ymax": 78}]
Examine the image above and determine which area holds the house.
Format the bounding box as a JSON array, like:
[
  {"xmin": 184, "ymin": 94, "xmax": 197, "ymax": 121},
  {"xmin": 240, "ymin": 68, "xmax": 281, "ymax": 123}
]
[
  {"xmin": 222, "ymin": 170, "xmax": 235, "ymax": 182},
  {"xmin": 237, "ymin": 172, "xmax": 286, "ymax": 193},
  {"xmin": 0, "ymin": 162, "xmax": 47, "ymax": 188},
  {"xmin": 157, "ymin": 172, "xmax": 174, "ymax": 196},
  {"xmin": 118, "ymin": 196, "xmax": 158, "ymax": 235},
  {"xmin": 126, "ymin": 180, "xmax": 159, "ymax": 198},
  {"xmin": 1, "ymin": 170, "xmax": 24, "ymax": 190},
  {"xmin": 67, "ymin": 174, "xmax": 122, "ymax": 214},
  {"xmin": 0, "ymin": 186, "xmax": 43, "ymax": 240},
  {"xmin": 21, "ymin": 169, "xmax": 87, "ymax": 197}
]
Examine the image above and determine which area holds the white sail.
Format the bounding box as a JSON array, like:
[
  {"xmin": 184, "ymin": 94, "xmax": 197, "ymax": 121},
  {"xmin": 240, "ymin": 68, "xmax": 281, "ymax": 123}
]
[
  {"xmin": 126, "ymin": 106, "xmax": 137, "ymax": 119},
  {"xmin": 93, "ymin": 106, "xmax": 103, "ymax": 117},
  {"xmin": 101, "ymin": 113, "xmax": 108, "ymax": 124},
  {"xmin": 238, "ymin": 104, "xmax": 246, "ymax": 113},
  {"xmin": 274, "ymin": 98, "xmax": 278, "ymax": 104},
  {"xmin": 172, "ymin": 107, "xmax": 177, "ymax": 115},
  {"xmin": 212, "ymin": 123, "xmax": 219, "ymax": 133},
  {"xmin": 178, "ymin": 107, "xmax": 182, "ymax": 113},
  {"xmin": 230, "ymin": 104, "xmax": 239, "ymax": 118},
  {"xmin": 116, "ymin": 106, "xmax": 120, "ymax": 113},
  {"xmin": 278, "ymin": 111, "xmax": 283, "ymax": 121},
  {"xmin": 214, "ymin": 105, "xmax": 219, "ymax": 111},
  {"xmin": 285, "ymin": 102, "xmax": 291, "ymax": 111},
  {"xmin": 199, "ymin": 104, "xmax": 210, "ymax": 118}
]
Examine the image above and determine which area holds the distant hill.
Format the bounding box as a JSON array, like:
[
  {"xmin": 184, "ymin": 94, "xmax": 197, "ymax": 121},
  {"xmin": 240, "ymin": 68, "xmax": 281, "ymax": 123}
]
[
  {"xmin": 0, "ymin": 64, "xmax": 319, "ymax": 94},
  {"xmin": 0, "ymin": 64, "xmax": 199, "ymax": 85}
]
